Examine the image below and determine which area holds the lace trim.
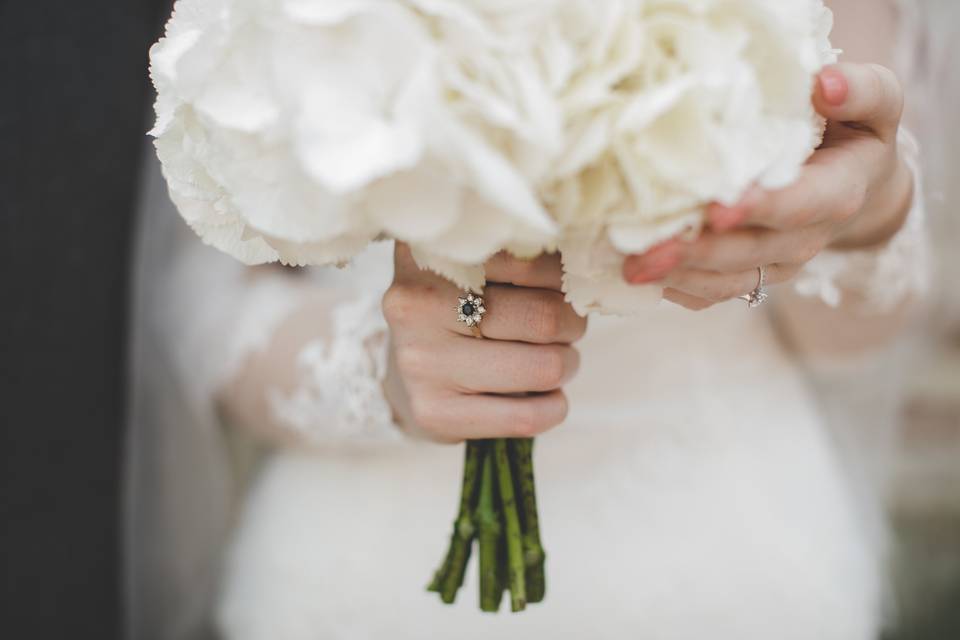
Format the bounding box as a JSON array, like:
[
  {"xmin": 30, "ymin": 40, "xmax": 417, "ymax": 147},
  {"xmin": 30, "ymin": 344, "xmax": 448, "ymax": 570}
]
[
  {"xmin": 269, "ymin": 292, "xmax": 402, "ymax": 445},
  {"xmin": 794, "ymin": 129, "xmax": 930, "ymax": 313}
]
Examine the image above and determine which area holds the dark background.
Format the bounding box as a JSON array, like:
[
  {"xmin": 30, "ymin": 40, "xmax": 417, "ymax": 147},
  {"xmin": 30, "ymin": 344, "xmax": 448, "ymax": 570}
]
[{"xmin": 0, "ymin": 2, "xmax": 168, "ymax": 637}]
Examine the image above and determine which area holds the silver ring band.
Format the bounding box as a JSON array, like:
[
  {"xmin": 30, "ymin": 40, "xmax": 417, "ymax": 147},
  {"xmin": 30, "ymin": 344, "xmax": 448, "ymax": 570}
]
[{"xmin": 738, "ymin": 266, "xmax": 769, "ymax": 308}]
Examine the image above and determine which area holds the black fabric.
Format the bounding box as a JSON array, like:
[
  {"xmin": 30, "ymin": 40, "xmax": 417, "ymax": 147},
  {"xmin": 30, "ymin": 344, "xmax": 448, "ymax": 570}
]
[{"xmin": 0, "ymin": 1, "xmax": 169, "ymax": 637}]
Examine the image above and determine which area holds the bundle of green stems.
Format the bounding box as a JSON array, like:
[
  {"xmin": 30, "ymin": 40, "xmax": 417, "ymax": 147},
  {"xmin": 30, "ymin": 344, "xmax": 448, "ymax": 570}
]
[{"xmin": 428, "ymin": 438, "xmax": 545, "ymax": 612}]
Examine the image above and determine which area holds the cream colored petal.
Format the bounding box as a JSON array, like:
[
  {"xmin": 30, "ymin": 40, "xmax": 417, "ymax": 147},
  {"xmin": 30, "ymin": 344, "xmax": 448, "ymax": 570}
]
[{"xmin": 364, "ymin": 165, "xmax": 461, "ymax": 242}]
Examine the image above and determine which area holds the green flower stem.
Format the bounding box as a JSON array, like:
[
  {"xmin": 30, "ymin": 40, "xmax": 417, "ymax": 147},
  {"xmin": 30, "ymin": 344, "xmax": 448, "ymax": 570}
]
[
  {"xmin": 429, "ymin": 437, "xmax": 546, "ymax": 612},
  {"xmin": 493, "ymin": 438, "xmax": 527, "ymax": 612},
  {"xmin": 510, "ymin": 438, "xmax": 546, "ymax": 603},
  {"xmin": 495, "ymin": 520, "xmax": 508, "ymax": 608},
  {"xmin": 429, "ymin": 440, "xmax": 483, "ymax": 601},
  {"xmin": 475, "ymin": 447, "xmax": 502, "ymax": 612}
]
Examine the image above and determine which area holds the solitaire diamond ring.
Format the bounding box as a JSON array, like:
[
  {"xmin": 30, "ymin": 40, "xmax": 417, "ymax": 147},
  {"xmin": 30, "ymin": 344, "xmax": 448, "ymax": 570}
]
[{"xmin": 738, "ymin": 266, "xmax": 769, "ymax": 309}]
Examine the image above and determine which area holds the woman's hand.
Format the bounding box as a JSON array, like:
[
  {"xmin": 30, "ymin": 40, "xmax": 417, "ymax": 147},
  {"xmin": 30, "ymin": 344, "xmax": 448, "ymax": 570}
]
[
  {"xmin": 382, "ymin": 243, "xmax": 587, "ymax": 443},
  {"xmin": 622, "ymin": 62, "xmax": 914, "ymax": 311}
]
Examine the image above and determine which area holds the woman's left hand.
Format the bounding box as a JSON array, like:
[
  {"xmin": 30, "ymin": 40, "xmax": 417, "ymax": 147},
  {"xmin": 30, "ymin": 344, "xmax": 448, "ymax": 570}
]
[{"xmin": 622, "ymin": 62, "xmax": 914, "ymax": 311}]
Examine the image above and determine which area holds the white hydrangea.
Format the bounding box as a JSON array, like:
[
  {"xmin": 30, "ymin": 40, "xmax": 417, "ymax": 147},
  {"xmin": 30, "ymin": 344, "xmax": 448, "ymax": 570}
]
[{"xmin": 151, "ymin": 0, "xmax": 836, "ymax": 315}]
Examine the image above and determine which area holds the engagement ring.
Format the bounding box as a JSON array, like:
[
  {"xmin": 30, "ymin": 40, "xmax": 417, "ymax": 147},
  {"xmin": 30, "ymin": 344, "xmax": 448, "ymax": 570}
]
[
  {"xmin": 739, "ymin": 266, "xmax": 769, "ymax": 309},
  {"xmin": 456, "ymin": 292, "xmax": 486, "ymax": 338}
]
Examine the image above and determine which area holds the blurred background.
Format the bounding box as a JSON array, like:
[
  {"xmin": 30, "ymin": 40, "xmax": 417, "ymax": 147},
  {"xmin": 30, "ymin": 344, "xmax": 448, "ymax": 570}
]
[
  {"xmin": 1, "ymin": 1, "xmax": 956, "ymax": 638},
  {"xmin": 886, "ymin": 2, "xmax": 960, "ymax": 637}
]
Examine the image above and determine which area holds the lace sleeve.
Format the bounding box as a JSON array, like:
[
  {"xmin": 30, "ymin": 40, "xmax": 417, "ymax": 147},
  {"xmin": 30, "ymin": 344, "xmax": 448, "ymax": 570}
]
[
  {"xmin": 793, "ymin": 129, "xmax": 931, "ymax": 313},
  {"xmin": 267, "ymin": 288, "xmax": 402, "ymax": 446},
  {"xmin": 161, "ymin": 224, "xmax": 402, "ymax": 446}
]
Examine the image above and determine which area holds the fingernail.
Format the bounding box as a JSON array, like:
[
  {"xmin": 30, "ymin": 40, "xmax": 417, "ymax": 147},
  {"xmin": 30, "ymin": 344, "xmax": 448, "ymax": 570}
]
[
  {"xmin": 818, "ymin": 69, "xmax": 848, "ymax": 106},
  {"xmin": 624, "ymin": 241, "xmax": 683, "ymax": 284}
]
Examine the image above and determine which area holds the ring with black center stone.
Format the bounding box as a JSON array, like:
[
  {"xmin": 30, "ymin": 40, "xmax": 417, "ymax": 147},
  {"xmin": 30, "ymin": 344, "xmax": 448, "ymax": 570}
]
[{"xmin": 456, "ymin": 292, "xmax": 487, "ymax": 339}]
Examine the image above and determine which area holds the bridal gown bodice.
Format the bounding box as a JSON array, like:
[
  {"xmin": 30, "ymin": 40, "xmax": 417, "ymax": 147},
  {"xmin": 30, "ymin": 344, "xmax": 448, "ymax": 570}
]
[{"xmin": 205, "ymin": 242, "xmax": 885, "ymax": 640}]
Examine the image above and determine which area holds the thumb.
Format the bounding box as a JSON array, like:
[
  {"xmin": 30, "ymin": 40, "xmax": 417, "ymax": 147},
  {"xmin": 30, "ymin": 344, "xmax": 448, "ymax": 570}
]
[{"xmin": 814, "ymin": 62, "xmax": 904, "ymax": 141}]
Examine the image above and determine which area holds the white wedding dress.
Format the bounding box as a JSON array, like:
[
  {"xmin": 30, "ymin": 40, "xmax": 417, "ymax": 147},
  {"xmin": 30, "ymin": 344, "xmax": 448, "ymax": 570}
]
[{"xmin": 125, "ymin": 3, "xmax": 936, "ymax": 640}]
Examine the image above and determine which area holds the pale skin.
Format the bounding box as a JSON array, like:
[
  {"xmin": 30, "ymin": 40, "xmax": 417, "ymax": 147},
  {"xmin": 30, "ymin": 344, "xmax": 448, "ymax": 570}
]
[
  {"xmin": 219, "ymin": 0, "xmax": 916, "ymax": 446},
  {"xmin": 382, "ymin": 245, "xmax": 586, "ymax": 443}
]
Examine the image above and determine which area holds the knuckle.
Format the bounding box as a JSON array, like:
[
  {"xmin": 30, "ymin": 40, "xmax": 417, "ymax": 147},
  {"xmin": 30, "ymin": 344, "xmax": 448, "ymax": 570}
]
[
  {"xmin": 553, "ymin": 392, "xmax": 570, "ymax": 425},
  {"xmin": 796, "ymin": 246, "xmax": 817, "ymax": 264},
  {"xmin": 868, "ymin": 64, "xmax": 904, "ymax": 121},
  {"xmin": 792, "ymin": 241, "xmax": 821, "ymax": 265},
  {"xmin": 525, "ymin": 295, "xmax": 562, "ymax": 342},
  {"xmin": 841, "ymin": 181, "xmax": 868, "ymax": 220},
  {"xmin": 381, "ymin": 284, "xmax": 416, "ymax": 326},
  {"xmin": 407, "ymin": 395, "xmax": 440, "ymax": 433},
  {"xmin": 510, "ymin": 394, "xmax": 566, "ymax": 438},
  {"xmin": 514, "ymin": 393, "xmax": 568, "ymax": 437},
  {"xmin": 531, "ymin": 347, "xmax": 567, "ymax": 390},
  {"xmin": 509, "ymin": 394, "xmax": 562, "ymax": 438},
  {"xmin": 512, "ymin": 412, "xmax": 542, "ymax": 438}
]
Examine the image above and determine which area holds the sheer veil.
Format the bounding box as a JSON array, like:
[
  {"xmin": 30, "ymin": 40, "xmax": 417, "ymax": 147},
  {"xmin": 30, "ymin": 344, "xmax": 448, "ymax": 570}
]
[
  {"xmin": 916, "ymin": 0, "xmax": 960, "ymax": 322},
  {"xmin": 125, "ymin": 149, "xmax": 237, "ymax": 640}
]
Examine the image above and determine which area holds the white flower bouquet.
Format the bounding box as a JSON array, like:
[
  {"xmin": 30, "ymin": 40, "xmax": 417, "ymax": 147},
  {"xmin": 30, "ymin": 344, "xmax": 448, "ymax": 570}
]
[{"xmin": 151, "ymin": 0, "xmax": 836, "ymax": 612}]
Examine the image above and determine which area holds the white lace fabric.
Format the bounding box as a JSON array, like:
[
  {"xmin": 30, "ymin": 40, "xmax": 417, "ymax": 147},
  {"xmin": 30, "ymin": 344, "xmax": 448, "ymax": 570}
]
[
  {"xmin": 268, "ymin": 291, "xmax": 401, "ymax": 446},
  {"xmin": 795, "ymin": 128, "xmax": 930, "ymax": 312}
]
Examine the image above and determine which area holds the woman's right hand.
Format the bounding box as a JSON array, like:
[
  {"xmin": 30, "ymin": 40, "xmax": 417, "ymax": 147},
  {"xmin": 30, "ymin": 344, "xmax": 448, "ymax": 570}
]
[{"xmin": 381, "ymin": 243, "xmax": 587, "ymax": 443}]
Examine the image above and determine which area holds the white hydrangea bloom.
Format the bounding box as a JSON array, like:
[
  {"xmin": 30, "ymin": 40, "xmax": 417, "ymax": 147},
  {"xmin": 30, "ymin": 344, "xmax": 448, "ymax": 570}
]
[{"xmin": 151, "ymin": 0, "xmax": 836, "ymax": 315}]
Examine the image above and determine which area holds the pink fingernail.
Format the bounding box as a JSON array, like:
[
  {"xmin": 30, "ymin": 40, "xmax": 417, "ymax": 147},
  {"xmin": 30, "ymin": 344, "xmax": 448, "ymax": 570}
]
[
  {"xmin": 624, "ymin": 241, "xmax": 683, "ymax": 284},
  {"xmin": 818, "ymin": 69, "xmax": 848, "ymax": 106}
]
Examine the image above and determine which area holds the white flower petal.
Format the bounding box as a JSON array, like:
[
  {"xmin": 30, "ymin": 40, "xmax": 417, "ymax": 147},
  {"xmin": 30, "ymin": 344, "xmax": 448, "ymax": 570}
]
[
  {"xmin": 151, "ymin": 0, "xmax": 834, "ymax": 316},
  {"xmin": 296, "ymin": 106, "xmax": 424, "ymax": 193},
  {"xmin": 282, "ymin": 0, "xmax": 383, "ymax": 25},
  {"xmin": 364, "ymin": 164, "xmax": 461, "ymax": 242}
]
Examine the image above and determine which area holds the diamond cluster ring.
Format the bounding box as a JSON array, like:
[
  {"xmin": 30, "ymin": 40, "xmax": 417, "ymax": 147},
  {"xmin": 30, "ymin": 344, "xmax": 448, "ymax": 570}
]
[{"xmin": 456, "ymin": 292, "xmax": 487, "ymax": 338}]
